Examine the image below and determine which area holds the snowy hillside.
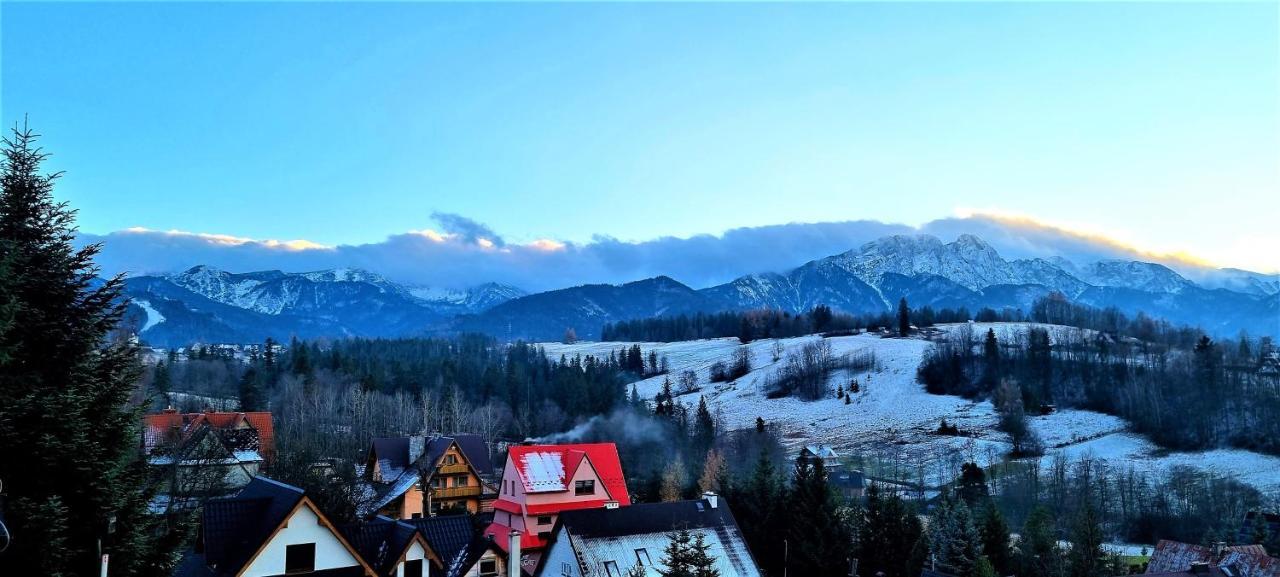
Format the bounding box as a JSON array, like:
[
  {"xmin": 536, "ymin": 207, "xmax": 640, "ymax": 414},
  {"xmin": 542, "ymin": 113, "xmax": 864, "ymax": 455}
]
[{"xmin": 538, "ymin": 323, "xmax": 1280, "ymax": 492}]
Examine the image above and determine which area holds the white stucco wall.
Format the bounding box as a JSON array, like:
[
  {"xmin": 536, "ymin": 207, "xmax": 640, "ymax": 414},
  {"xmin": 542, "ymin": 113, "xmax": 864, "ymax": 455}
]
[
  {"xmin": 395, "ymin": 541, "xmax": 427, "ymax": 577},
  {"xmin": 241, "ymin": 503, "xmax": 361, "ymax": 577}
]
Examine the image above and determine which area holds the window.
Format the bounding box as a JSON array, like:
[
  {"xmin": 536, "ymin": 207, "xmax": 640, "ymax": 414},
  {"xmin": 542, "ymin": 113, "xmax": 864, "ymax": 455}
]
[
  {"xmin": 574, "ymin": 480, "xmax": 595, "ymax": 495},
  {"xmin": 603, "ymin": 560, "xmax": 622, "ymax": 577},
  {"xmin": 411, "ymin": 512, "xmax": 422, "ymax": 519},
  {"xmin": 537, "ymin": 515, "xmax": 552, "ymax": 525},
  {"xmin": 635, "ymin": 548, "xmax": 651, "ymax": 566},
  {"xmin": 454, "ymin": 476, "xmax": 469, "ymax": 487},
  {"xmin": 445, "ymin": 454, "xmax": 458, "ymax": 465},
  {"xmin": 538, "ymin": 531, "xmax": 552, "ymax": 542},
  {"xmin": 433, "ymin": 477, "xmax": 446, "ymax": 489},
  {"xmin": 479, "ymin": 559, "xmax": 498, "ymax": 576},
  {"xmin": 403, "ymin": 559, "xmax": 424, "ymax": 577},
  {"xmin": 284, "ymin": 543, "xmax": 315, "ymax": 574},
  {"xmin": 562, "ymin": 562, "xmax": 574, "ymax": 576}
]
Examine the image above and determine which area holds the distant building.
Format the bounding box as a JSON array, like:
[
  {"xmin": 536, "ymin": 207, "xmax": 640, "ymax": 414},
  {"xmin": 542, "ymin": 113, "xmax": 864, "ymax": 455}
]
[
  {"xmin": 142, "ymin": 409, "xmax": 274, "ymax": 512},
  {"xmin": 173, "ymin": 477, "xmax": 376, "ymax": 577},
  {"xmin": 537, "ymin": 492, "xmax": 763, "ymax": 577},
  {"xmin": 361, "ymin": 435, "xmax": 497, "ymax": 519},
  {"xmin": 484, "ymin": 443, "xmax": 632, "ymax": 575},
  {"xmin": 800, "ymin": 444, "xmax": 841, "ymax": 469},
  {"xmin": 829, "ymin": 469, "xmax": 866, "ymax": 502}
]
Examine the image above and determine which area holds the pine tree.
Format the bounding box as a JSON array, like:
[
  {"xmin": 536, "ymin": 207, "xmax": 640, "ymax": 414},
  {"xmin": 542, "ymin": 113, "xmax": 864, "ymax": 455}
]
[
  {"xmin": 694, "ymin": 396, "xmax": 716, "ymax": 454},
  {"xmin": 980, "ymin": 505, "xmax": 1013, "ymax": 575},
  {"xmin": 152, "ymin": 359, "xmax": 172, "ymax": 397},
  {"xmin": 787, "ymin": 455, "xmax": 854, "ymax": 576},
  {"xmin": 239, "ymin": 366, "xmax": 264, "ymax": 411},
  {"xmin": 1068, "ymin": 498, "xmax": 1105, "ymax": 577},
  {"xmin": 898, "ymin": 297, "xmax": 911, "ymax": 337},
  {"xmin": 0, "ymin": 124, "xmax": 175, "ymax": 575},
  {"xmin": 755, "ymin": 416, "xmax": 766, "ymax": 433},
  {"xmin": 659, "ymin": 528, "xmax": 721, "ymax": 577}
]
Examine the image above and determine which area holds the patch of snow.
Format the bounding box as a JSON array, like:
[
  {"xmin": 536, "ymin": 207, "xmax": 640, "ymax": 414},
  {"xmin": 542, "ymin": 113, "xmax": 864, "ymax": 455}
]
[
  {"xmin": 135, "ymin": 299, "xmax": 166, "ymax": 332},
  {"xmin": 538, "ymin": 322, "xmax": 1280, "ymax": 493}
]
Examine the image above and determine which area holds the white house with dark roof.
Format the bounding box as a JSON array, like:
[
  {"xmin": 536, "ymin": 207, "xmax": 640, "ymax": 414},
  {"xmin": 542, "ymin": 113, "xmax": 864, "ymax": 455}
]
[{"xmin": 534, "ymin": 493, "xmax": 761, "ymax": 577}]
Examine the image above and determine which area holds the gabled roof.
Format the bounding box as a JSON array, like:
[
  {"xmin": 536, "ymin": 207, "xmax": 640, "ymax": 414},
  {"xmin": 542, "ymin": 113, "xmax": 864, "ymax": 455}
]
[
  {"xmin": 407, "ymin": 514, "xmax": 477, "ymax": 568},
  {"xmin": 545, "ymin": 497, "xmax": 762, "ymax": 577},
  {"xmin": 340, "ymin": 517, "xmax": 423, "ymax": 577},
  {"xmin": 142, "ymin": 409, "xmax": 274, "ymax": 461},
  {"xmin": 198, "ymin": 476, "xmax": 374, "ymax": 577},
  {"xmin": 505, "ymin": 443, "xmax": 630, "ymax": 504},
  {"xmin": 201, "ymin": 477, "xmax": 305, "ymax": 574}
]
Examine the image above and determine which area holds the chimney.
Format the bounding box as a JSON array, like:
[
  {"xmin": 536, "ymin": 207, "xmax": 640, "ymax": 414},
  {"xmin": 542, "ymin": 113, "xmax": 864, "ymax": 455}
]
[
  {"xmin": 702, "ymin": 491, "xmax": 719, "ymax": 509},
  {"xmin": 508, "ymin": 531, "xmax": 521, "ymax": 577},
  {"xmin": 409, "ymin": 436, "xmax": 426, "ymax": 464}
]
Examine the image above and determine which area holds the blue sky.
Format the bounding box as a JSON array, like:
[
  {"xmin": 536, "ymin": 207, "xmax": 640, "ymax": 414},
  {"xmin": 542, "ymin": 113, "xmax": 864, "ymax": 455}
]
[{"xmin": 2, "ymin": 2, "xmax": 1277, "ymax": 276}]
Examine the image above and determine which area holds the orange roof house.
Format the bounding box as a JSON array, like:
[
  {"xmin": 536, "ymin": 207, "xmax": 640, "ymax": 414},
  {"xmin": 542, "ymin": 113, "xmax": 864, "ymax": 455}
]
[{"xmin": 143, "ymin": 409, "xmax": 275, "ymax": 463}]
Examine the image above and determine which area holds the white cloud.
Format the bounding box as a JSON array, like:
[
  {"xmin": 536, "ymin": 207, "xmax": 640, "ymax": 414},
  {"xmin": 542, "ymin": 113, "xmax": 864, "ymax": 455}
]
[{"xmin": 79, "ymin": 213, "xmax": 1275, "ymax": 292}]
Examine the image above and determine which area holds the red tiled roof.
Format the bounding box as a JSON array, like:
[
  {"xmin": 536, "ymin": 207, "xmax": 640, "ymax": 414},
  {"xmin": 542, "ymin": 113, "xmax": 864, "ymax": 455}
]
[
  {"xmin": 483, "ymin": 522, "xmax": 548, "ymax": 552},
  {"xmin": 491, "ymin": 498, "xmax": 612, "ymax": 517},
  {"xmin": 142, "ymin": 409, "xmax": 275, "ymax": 462},
  {"xmin": 505, "ymin": 443, "xmax": 630, "ymax": 505}
]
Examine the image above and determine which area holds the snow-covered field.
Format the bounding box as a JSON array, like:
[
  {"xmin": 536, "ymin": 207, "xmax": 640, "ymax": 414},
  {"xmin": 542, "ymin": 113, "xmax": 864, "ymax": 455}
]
[{"xmin": 537, "ymin": 323, "xmax": 1280, "ymax": 493}]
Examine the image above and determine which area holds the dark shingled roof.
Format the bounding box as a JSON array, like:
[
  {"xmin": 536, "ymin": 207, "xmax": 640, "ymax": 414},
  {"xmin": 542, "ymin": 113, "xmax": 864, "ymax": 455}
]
[
  {"xmin": 200, "ymin": 477, "xmax": 305, "ymax": 576},
  {"xmin": 450, "ymin": 434, "xmax": 494, "ymax": 475},
  {"xmin": 556, "ymin": 499, "xmax": 739, "ymax": 540},
  {"xmin": 409, "ymin": 513, "xmax": 477, "ymax": 567},
  {"xmin": 341, "ymin": 517, "xmax": 419, "ymax": 577}
]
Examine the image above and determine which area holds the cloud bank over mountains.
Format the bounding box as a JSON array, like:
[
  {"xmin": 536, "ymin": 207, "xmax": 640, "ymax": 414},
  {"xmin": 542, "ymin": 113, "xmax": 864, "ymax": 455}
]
[{"xmin": 78, "ymin": 212, "xmax": 1274, "ymax": 293}]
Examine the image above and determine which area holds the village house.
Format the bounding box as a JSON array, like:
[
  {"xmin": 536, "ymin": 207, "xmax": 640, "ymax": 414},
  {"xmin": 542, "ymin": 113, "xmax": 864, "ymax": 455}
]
[
  {"xmin": 1145, "ymin": 540, "xmax": 1278, "ymax": 577},
  {"xmin": 173, "ymin": 477, "xmax": 376, "ymax": 577},
  {"xmin": 361, "ymin": 435, "xmax": 497, "ymax": 519},
  {"xmin": 535, "ymin": 492, "xmax": 762, "ymax": 577},
  {"xmin": 799, "ymin": 443, "xmax": 841, "ymax": 470},
  {"xmin": 829, "ymin": 469, "xmax": 867, "ymax": 502},
  {"xmin": 142, "ymin": 409, "xmax": 275, "ymax": 511},
  {"xmin": 339, "ymin": 517, "xmax": 435, "ymax": 577},
  {"xmin": 483, "ymin": 443, "xmax": 631, "ymax": 575}
]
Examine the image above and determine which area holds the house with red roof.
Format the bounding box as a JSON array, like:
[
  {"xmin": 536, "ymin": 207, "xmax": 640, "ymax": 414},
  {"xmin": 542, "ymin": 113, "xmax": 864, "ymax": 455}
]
[
  {"xmin": 142, "ymin": 409, "xmax": 276, "ymax": 513},
  {"xmin": 484, "ymin": 443, "xmax": 631, "ymax": 574}
]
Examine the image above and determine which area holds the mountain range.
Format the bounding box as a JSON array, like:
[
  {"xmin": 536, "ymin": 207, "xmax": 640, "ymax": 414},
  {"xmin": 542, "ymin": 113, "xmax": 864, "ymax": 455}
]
[{"xmin": 122, "ymin": 234, "xmax": 1278, "ymax": 346}]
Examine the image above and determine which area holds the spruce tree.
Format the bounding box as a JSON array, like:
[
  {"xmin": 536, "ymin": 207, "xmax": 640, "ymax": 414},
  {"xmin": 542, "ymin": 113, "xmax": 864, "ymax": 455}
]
[
  {"xmin": 0, "ymin": 124, "xmax": 175, "ymax": 575},
  {"xmin": 979, "ymin": 505, "xmax": 1013, "ymax": 575},
  {"xmin": 898, "ymin": 297, "xmax": 911, "ymax": 337},
  {"xmin": 786, "ymin": 455, "xmax": 854, "ymax": 576}
]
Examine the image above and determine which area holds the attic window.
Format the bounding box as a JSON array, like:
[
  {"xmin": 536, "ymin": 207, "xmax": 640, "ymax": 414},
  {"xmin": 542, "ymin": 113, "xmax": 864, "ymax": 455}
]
[
  {"xmin": 603, "ymin": 560, "xmax": 622, "ymax": 577},
  {"xmin": 635, "ymin": 548, "xmax": 651, "ymax": 566},
  {"xmin": 404, "ymin": 559, "xmax": 424, "ymax": 577},
  {"xmin": 284, "ymin": 543, "xmax": 315, "ymax": 574},
  {"xmin": 445, "ymin": 454, "xmax": 458, "ymax": 465},
  {"xmin": 479, "ymin": 558, "xmax": 498, "ymax": 575},
  {"xmin": 574, "ymin": 480, "xmax": 595, "ymax": 495}
]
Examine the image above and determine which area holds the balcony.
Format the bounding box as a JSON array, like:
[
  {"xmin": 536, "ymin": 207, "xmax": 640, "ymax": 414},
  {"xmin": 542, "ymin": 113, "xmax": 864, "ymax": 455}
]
[
  {"xmin": 437, "ymin": 463, "xmax": 470, "ymax": 475},
  {"xmin": 432, "ymin": 485, "xmax": 482, "ymax": 499}
]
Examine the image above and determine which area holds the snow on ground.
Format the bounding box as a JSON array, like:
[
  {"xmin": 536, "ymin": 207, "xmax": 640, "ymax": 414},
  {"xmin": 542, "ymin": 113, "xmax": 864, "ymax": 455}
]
[
  {"xmin": 135, "ymin": 299, "xmax": 166, "ymax": 332},
  {"xmin": 538, "ymin": 322, "xmax": 1280, "ymax": 493}
]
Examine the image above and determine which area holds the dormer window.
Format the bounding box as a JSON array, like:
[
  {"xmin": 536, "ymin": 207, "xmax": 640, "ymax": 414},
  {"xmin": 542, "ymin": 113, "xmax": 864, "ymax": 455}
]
[{"xmin": 574, "ymin": 480, "xmax": 595, "ymax": 495}]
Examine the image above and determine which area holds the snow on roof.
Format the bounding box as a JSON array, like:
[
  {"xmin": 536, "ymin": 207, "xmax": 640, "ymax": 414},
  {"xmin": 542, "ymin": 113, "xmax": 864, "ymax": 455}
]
[{"xmin": 520, "ymin": 450, "xmax": 568, "ymax": 492}]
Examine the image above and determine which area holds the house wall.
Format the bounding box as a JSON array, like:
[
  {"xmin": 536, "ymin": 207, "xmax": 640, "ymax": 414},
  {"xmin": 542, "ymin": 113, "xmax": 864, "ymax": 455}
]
[
  {"xmin": 395, "ymin": 541, "xmax": 428, "ymax": 577},
  {"xmin": 460, "ymin": 549, "xmax": 504, "ymax": 577},
  {"xmin": 539, "ymin": 528, "xmax": 583, "ymax": 577},
  {"xmin": 241, "ymin": 504, "xmax": 363, "ymax": 577},
  {"xmin": 401, "ymin": 485, "xmax": 424, "ymax": 519}
]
